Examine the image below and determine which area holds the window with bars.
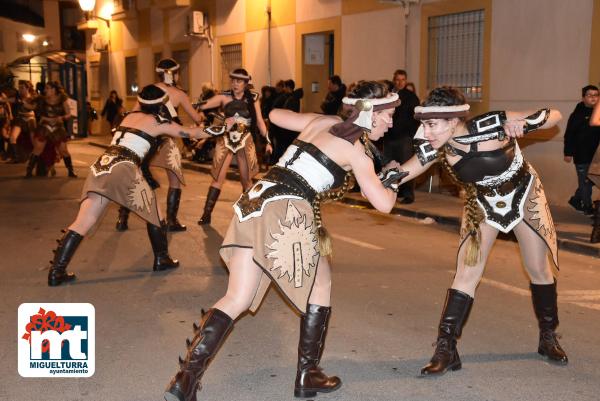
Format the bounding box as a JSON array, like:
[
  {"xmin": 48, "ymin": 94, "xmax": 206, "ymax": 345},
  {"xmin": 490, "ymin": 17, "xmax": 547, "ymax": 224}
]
[
  {"xmin": 427, "ymin": 9, "xmax": 484, "ymax": 100},
  {"xmin": 125, "ymin": 56, "xmax": 138, "ymax": 96},
  {"xmin": 220, "ymin": 43, "xmax": 242, "ymax": 91}
]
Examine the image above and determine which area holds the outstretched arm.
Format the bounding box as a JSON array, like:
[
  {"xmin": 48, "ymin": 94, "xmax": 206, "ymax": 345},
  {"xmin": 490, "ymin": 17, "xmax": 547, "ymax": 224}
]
[
  {"xmin": 504, "ymin": 109, "xmax": 562, "ymax": 138},
  {"xmin": 155, "ymin": 121, "xmax": 215, "ymax": 140},
  {"xmin": 269, "ymin": 109, "xmax": 321, "ymax": 133},
  {"xmin": 350, "ymin": 142, "xmax": 397, "ymax": 213}
]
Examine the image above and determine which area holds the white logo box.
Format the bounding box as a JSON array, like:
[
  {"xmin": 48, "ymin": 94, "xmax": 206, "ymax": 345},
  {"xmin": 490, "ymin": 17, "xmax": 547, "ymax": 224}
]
[{"xmin": 18, "ymin": 303, "xmax": 95, "ymax": 378}]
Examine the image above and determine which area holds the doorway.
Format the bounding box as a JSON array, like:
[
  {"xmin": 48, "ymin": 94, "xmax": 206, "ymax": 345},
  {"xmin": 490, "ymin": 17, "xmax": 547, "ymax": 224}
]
[{"xmin": 301, "ymin": 31, "xmax": 334, "ymax": 113}]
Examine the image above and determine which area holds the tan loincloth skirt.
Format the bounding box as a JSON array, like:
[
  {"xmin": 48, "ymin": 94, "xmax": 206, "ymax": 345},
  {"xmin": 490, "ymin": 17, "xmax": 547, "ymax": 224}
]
[
  {"xmin": 220, "ymin": 198, "xmax": 320, "ymax": 314},
  {"xmin": 81, "ymin": 156, "xmax": 161, "ymax": 227},
  {"xmin": 149, "ymin": 137, "xmax": 185, "ymax": 185}
]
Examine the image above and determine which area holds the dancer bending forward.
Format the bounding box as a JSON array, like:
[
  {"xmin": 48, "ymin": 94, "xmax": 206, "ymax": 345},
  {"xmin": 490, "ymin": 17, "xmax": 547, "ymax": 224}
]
[
  {"xmin": 397, "ymin": 86, "xmax": 567, "ymax": 376},
  {"xmin": 46, "ymin": 85, "xmax": 218, "ymax": 286},
  {"xmin": 164, "ymin": 81, "xmax": 405, "ymax": 400}
]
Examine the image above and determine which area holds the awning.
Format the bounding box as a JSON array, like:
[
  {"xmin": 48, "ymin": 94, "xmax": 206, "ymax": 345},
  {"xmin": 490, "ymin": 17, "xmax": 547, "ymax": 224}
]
[{"xmin": 8, "ymin": 50, "xmax": 85, "ymax": 67}]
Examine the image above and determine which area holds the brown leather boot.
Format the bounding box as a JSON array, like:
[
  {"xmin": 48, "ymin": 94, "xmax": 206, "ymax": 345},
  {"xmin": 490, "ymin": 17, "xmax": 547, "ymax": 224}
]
[
  {"xmin": 531, "ymin": 281, "xmax": 568, "ymax": 364},
  {"xmin": 48, "ymin": 229, "xmax": 83, "ymax": 286},
  {"xmin": 197, "ymin": 186, "xmax": 220, "ymax": 225},
  {"xmin": 421, "ymin": 288, "xmax": 473, "ymax": 376},
  {"xmin": 164, "ymin": 308, "xmax": 234, "ymax": 401},
  {"xmin": 294, "ymin": 304, "xmax": 341, "ymax": 398}
]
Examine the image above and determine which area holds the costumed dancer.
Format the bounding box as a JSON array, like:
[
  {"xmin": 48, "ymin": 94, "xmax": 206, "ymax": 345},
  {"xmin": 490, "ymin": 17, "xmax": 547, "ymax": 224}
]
[
  {"xmin": 195, "ymin": 68, "xmax": 273, "ymax": 225},
  {"xmin": 396, "ymin": 87, "xmax": 567, "ymax": 376},
  {"xmin": 116, "ymin": 58, "xmax": 204, "ymax": 232},
  {"xmin": 45, "ymin": 85, "xmax": 221, "ymax": 287},
  {"xmin": 26, "ymin": 81, "xmax": 76, "ymax": 178},
  {"xmin": 0, "ymin": 92, "xmax": 12, "ymax": 159},
  {"xmin": 589, "ymin": 101, "xmax": 600, "ymax": 243},
  {"xmin": 163, "ymin": 81, "xmax": 405, "ymax": 401},
  {"xmin": 7, "ymin": 80, "xmax": 37, "ymax": 164}
]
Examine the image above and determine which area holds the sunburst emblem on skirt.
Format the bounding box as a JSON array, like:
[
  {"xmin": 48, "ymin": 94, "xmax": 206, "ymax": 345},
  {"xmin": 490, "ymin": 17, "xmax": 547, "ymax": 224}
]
[
  {"xmin": 128, "ymin": 170, "xmax": 153, "ymax": 213},
  {"xmin": 527, "ymin": 180, "xmax": 555, "ymax": 240},
  {"xmin": 166, "ymin": 141, "xmax": 181, "ymax": 172},
  {"xmin": 266, "ymin": 201, "xmax": 318, "ymax": 288}
]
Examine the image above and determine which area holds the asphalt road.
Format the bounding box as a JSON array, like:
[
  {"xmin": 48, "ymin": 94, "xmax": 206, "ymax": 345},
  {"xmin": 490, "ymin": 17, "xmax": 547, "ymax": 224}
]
[{"xmin": 1, "ymin": 141, "xmax": 599, "ymax": 401}]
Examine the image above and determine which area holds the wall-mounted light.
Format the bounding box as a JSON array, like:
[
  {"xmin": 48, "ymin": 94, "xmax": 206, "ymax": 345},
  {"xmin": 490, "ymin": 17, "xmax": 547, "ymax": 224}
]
[
  {"xmin": 78, "ymin": 0, "xmax": 96, "ymax": 13},
  {"xmin": 22, "ymin": 33, "xmax": 36, "ymax": 43}
]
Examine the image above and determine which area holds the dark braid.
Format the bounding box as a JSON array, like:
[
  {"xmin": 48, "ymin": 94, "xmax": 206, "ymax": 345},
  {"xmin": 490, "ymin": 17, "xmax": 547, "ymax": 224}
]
[
  {"xmin": 438, "ymin": 149, "xmax": 484, "ymax": 266},
  {"xmin": 312, "ymin": 171, "xmax": 354, "ymax": 257}
]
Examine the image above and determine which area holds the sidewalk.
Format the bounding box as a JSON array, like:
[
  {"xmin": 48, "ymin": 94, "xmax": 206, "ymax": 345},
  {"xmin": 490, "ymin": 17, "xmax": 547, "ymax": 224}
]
[{"xmin": 87, "ymin": 137, "xmax": 600, "ymax": 259}]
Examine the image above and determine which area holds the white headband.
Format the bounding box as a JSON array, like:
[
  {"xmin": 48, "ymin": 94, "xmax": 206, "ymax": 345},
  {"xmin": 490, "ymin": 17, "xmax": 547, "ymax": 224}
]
[
  {"xmin": 137, "ymin": 93, "xmax": 178, "ymax": 119},
  {"xmin": 414, "ymin": 104, "xmax": 470, "ymax": 120},
  {"xmin": 341, "ymin": 92, "xmax": 400, "ymax": 130},
  {"xmin": 229, "ymin": 72, "xmax": 251, "ymax": 81}
]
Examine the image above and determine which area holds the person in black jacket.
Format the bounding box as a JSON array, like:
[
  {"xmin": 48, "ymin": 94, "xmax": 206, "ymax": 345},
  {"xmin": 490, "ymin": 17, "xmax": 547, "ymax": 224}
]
[
  {"xmin": 564, "ymin": 85, "xmax": 600, "ymax": 215},
  {"xmin": 270, "ymin": 79, "xmax": 303, "ymax": 162},
  {"xmin": 383, "ymin": 69, "xmax": 420, "ymax": 203},
  {"xmin": 100, "ymin": 90, "xmax": 123, "ymax": 130},
  {"xmin": 320, "ymin": 75, "xmax": 346, "ymax": 115}
]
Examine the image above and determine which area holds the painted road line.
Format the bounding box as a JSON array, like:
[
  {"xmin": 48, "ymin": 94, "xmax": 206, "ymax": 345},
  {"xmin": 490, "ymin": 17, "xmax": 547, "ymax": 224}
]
[{"xmin": 331, "ymin": 234, "xmax": 385, "ymax": 250}]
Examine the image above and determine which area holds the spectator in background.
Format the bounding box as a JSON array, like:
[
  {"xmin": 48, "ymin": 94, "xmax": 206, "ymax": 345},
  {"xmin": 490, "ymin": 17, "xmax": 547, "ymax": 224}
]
[
  {"xmin": 320, "ymin": 75, "xmax": 346, "ymax": 115},
  {"xmin": 100, "ymin": 90, "xmax": 123, "ymax": 131},
  {"xmin": 384, "ymin": 69, "xmax": 420, "ymax": 203},
  {"xmin": 564, "ymin": 85, "xmax": 600, "ymax": 215},
  {"xmin": 270, "ymin": 79, "xmax": 304, "ymax": 163}
]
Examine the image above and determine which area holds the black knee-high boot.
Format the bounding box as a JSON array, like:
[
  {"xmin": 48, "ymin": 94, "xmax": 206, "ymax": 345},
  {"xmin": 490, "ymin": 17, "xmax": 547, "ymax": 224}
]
[
  {"xmin": 116, "ymin": 207, "xmax": 130, "ymax": 231},
  {"xmin": 63, "ymin": 156, "xmax": 77, "ymax": 177},
  {"xmin": 197, "ymin": 186, "xmax": 220, "ymax": 225},
  {"xmin": 48, "ymin": 229, "xmax": 83, "ymax": 286},
  {"xmin": 164, "ymin": 308, "xmax": 234, "ymax": 401},
  {"xmin": 25, "ymin": 154, "xmax": 39, "ymax": 178},
  {"xmin": 147, "ymin": 221, "xmax": 179, "ymax": 271},
  {"xmin": 294, "ymin": 304, "xmax": 341, "ymax": 398},
  {"xmin": 530, "ymin": 281, "xmax": 568, "ymax": 364},
  {"xmin": 421, "ymin": 288, "xmax": 474, "ymax": 376},
  {"xmin": 167, "ymin": 188, "xmax": 187, "ymax": 232},
  {"xmin": 591, "ymin": 201, "xmax": 600, "ymax": 244}
]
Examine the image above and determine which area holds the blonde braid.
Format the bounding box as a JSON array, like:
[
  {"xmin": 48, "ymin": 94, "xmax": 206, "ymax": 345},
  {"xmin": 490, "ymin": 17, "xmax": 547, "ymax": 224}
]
[
  {"xmin": 312, "ymin": 172, "xmax": 354, "ymax": 257},
  {"xmin": 439, "ymin": 150, "xmax": 484, "ymax": 266}
]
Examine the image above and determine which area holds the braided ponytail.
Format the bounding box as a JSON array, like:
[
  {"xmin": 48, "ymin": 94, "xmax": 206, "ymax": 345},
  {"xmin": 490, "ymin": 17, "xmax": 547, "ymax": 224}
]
[
  {"xmin": 312, "ymin": 172, "xmax": 354, "ymax": 257},
  {"xmin": 439, "ymin": 151, "xmax": 484, "ymax": 266}
]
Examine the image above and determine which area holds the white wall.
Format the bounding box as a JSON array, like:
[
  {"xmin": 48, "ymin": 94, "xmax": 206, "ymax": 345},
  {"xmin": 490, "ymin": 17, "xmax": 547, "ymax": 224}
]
[
  {"xmin": 489, "ymin": 0, "xmax": 595, "ymax": 204},
  {"xmin": 341, "ymin": 8, "xmax": 406, "ymax": 84}
]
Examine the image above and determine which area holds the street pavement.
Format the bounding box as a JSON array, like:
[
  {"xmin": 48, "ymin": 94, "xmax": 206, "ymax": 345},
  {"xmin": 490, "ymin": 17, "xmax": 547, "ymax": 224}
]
[{"xmin": 1, "ymin": 139, "xmax": 599, "ymax": 401}]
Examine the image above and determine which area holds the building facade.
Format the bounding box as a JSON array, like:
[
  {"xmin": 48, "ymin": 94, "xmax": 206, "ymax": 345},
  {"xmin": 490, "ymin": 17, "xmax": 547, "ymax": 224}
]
[{"xmin": 82, "ymin": 0, "xmax": 600, "ymax": 205}]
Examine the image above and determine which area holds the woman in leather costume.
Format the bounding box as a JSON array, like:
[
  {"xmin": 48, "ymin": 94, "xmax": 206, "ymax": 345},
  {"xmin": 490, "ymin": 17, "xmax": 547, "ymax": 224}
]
[{"xmin": 397, "ymin": 86, "xmax": 567, "ymax": 376}]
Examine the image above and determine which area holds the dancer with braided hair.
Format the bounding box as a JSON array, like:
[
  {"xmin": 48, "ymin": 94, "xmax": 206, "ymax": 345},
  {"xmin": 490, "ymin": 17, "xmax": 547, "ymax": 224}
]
[
  {"xmin": 395, "ymin": 86, "xmax": 567, "ymax": 376},
  {"xmin": 164, "ymin": 81, "xmax": 405, "ymax": 401}
]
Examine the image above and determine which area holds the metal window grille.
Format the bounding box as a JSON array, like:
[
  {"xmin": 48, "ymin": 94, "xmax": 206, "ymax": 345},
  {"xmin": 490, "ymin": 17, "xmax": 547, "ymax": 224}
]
[
  {"xmin": 125, "ymin": 56, "xmax": 138, "ymax": 96},
  {"xmin": 427, "ymin": 9, "xmax": 484, "ymax": 100},
  {"xmin": 172, "ymin": 50, "xmax": 190, "ymax": 91},
  {"xmin": 220, "ymin": 43, "xmax": 242, "ymax": 91}
]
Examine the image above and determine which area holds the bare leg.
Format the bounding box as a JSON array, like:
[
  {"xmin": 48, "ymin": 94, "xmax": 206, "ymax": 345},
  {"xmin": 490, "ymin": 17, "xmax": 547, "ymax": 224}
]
[
  {"xmin": 212, "ymin": 247, "xmax": 263, "ymax": 320},
  {"xmin": 513, "ymin": 221, "xmax": 554, "ymax": 284},
  {"xmin": 308, "ymin": 256, "xmax": 332, "ymax": 307},
  {"xmin": 68, "ymin": 192, "xmax": 110, "ymax": 235},
  {"xmin": 166, "ymin": 169, "xmax": 181, "ymax": 189},
  {"xmin": 451, "ymin": 222, "xmax": 500, "ymax": 297}
]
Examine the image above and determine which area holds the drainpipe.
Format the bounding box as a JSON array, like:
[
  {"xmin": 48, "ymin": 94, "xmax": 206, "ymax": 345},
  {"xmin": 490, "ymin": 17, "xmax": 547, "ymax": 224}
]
[{"xmin": 267, "ymin": 1, "xmax": 272, "ymax": 86}]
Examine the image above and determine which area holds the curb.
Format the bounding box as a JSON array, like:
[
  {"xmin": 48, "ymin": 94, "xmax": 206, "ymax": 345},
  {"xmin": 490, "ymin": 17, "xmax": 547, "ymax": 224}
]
[{"xmin": 88, "ymin": 141, "xmax": 600, "ymax": 259}]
